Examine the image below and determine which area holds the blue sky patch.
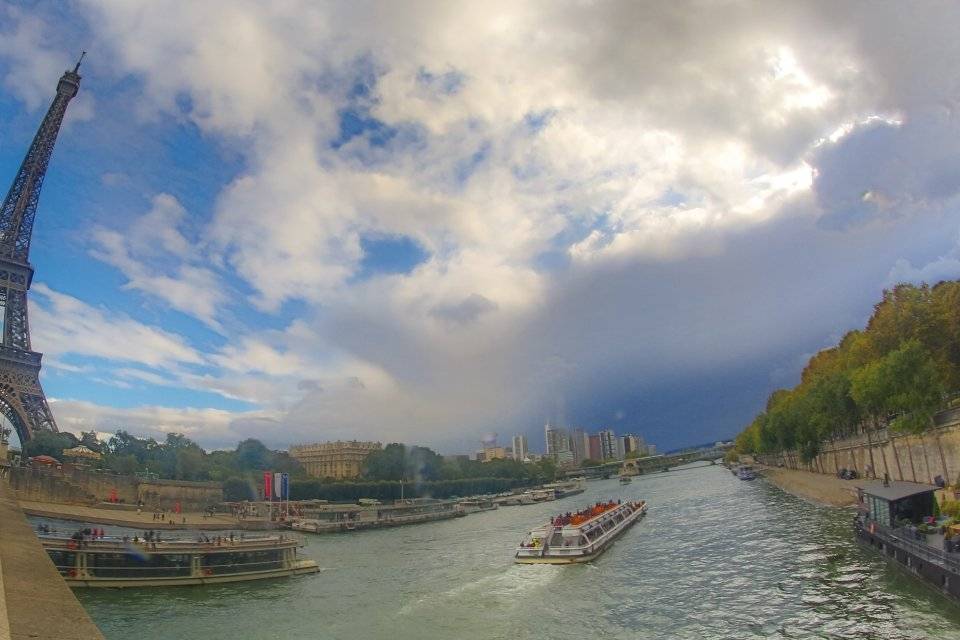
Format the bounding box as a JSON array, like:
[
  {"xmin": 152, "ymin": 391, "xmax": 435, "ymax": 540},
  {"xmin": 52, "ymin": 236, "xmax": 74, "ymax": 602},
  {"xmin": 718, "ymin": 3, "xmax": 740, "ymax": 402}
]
[{"xmin": 356, "ymin": 233, "xmax": 429, "ymax": 280}]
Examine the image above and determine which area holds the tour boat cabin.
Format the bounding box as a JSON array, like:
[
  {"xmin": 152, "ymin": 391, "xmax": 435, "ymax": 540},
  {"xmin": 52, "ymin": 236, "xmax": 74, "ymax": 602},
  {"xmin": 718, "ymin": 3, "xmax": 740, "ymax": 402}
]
[{"xmin": 41, "ymin": 532, "xmax": 318, "ymax": 587}]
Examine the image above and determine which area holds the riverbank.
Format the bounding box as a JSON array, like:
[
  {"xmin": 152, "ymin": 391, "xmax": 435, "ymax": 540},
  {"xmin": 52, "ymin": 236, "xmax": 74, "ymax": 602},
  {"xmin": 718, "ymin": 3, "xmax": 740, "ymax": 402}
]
[
  {"xmin": 18, "ymin": 501, "xmax": 277, "ymax": 531},
  {"xmin": 758, "ymin": 466, "xmax": 859, "ymax": 507}
]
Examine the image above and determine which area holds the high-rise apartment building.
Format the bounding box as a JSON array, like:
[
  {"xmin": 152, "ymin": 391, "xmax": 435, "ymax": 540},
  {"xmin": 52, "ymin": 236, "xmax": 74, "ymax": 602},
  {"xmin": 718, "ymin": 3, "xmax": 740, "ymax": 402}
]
[
  {"xmin": 544, "ymin": 423, "xmax": 570, "ymax": 457},
  {"xmin": 571, "ymin": 428, "xmax": 589, "ymax": 464},
  {"xmin": 598, "ymin": 429, "xmax": 624, "ymax": 461},
  {"xmin": 588, "ymin": 434, "xmax": 601, "ymax": 461},
  {"xmin": 512, "ymin": 435, "xmax": 528, "ymax": 461},
  {"xmin": 623, "ymin": 433, "xmax": 648, "ymax": 456}
]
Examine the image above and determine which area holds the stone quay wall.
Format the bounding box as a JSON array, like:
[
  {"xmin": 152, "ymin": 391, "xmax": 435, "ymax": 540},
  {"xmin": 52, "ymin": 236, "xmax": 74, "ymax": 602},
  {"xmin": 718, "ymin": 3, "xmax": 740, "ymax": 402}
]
[
  {"xmin": 758, "ymin": 412, "xmax": 960, "ymax": 485},
  {"xmin": 9, "ymin": 467, "xmax": 221, "ymax": 509},
  {"xmin": 137, "ymin": 478, "xmax": 222, "ymax": 509},
  {"xmin": 0, "ymin": 481, "xmax": 104, "ymax": 640}
]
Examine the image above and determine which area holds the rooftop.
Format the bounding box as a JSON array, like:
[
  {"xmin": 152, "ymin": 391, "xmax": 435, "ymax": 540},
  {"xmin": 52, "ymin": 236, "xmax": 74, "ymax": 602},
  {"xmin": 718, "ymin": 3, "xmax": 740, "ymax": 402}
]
[{"xmin": 858, "ymin": 480, "xmax": 936, "ymax": 502}]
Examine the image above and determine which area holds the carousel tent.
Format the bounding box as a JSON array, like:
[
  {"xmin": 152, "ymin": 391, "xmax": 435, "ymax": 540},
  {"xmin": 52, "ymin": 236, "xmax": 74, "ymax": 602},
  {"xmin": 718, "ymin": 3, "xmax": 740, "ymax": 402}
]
[{"xmin": 62, "ymin": 445, "xmax": 102, "ymax": 460}]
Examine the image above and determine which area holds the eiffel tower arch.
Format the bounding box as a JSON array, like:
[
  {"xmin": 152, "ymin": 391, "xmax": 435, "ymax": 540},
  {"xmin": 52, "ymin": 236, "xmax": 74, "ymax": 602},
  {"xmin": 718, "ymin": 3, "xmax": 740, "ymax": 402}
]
[{"xmin": 0, "ymin": 56, "xmax": 84, "ymax": 444}]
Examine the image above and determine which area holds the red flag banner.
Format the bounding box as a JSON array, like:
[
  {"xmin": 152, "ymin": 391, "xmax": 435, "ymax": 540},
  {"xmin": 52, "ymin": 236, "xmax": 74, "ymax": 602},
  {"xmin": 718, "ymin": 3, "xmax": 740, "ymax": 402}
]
[{"xmin": 264, "ymin": 471, "xmax": 272, "ymax": 501}]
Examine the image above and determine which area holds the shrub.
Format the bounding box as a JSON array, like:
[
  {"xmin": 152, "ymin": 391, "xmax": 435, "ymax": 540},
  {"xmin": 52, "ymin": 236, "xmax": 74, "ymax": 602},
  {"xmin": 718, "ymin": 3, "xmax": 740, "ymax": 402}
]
[{"xmin": 942, "ymin": 501, "xmax": 960, "ymax": 518}]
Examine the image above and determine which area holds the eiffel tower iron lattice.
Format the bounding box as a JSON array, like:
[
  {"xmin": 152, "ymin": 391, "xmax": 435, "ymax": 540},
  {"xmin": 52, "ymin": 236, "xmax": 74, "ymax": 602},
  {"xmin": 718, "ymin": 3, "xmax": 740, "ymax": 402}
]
[{"xmin": 0, "ymin": 54, "xmax": 84, "ymax": 444}]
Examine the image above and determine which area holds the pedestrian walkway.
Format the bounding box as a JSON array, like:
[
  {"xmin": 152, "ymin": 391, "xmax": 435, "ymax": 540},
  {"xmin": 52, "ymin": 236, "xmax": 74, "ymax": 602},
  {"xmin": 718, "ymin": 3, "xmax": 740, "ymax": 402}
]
[{"xmin": 18, "ymin": 500, "xmax": 274, "ymax": 531}]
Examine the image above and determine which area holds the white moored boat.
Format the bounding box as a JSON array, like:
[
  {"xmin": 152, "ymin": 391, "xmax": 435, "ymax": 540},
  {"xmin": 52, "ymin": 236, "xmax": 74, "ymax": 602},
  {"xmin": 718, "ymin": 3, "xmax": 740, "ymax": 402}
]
[
  {"xmin": 515, "ymin": 499, "xmax": 647, "ymax": 564},
  {"xmin": 42, "ymin": 532, "xmax": 318, "ymax": 587}
]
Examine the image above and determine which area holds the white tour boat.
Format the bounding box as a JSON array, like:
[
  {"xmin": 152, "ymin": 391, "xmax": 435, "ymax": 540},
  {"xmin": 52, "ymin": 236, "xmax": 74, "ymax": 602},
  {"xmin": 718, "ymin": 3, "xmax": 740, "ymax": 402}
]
[
  {"xmin": 515, "ymin": 499, "xmax": 647, "ymax": 564},
  {"xmin": 543, "ymin": 478, "xmax": 587, "ymax": 499},
  {"xmin": 42, "ymin": 532, "xmax": 318, "ymax": 587}
]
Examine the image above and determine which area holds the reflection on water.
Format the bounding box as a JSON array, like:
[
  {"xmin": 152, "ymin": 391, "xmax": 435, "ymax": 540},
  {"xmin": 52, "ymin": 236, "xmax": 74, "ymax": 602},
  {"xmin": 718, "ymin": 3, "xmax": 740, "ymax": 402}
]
[{"xmin": 75, "ymin": 465, "xmax": 960, "ymax": 639}]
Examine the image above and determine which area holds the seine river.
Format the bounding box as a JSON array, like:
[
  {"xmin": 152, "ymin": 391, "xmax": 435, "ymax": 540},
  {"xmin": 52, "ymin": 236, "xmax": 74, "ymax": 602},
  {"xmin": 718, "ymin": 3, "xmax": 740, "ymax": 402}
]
[{"xmin": 69, "ymin": 465, "xmax": 960, "ymax": 639}]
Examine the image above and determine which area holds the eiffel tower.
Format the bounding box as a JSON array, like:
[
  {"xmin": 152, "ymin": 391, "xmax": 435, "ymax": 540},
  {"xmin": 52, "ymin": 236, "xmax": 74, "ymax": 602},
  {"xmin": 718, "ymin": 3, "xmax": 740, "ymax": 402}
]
[{"xmin": 0, "ymin": 54, "xmax": 84, "ymax": 444}]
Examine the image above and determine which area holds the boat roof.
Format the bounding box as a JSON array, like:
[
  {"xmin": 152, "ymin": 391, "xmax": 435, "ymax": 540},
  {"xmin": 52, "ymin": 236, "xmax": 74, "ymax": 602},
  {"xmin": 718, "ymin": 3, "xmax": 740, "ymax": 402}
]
[{"xmin": 858, "ymin": 480, "xmax": 936, "ymax": 501}]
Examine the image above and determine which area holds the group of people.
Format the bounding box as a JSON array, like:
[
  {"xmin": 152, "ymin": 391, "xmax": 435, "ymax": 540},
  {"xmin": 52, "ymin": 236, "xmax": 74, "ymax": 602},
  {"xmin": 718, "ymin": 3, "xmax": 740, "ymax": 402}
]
[
  {"xmin": 64, "ymin": 527, "xmax": 107, "ymax": 548},
  {"xmin": 196, "ymin": 532, "xmax": 242, "ymax": 546},
  {"xmin": 551, "ymin": 500, "xmax": 622, "ymax": 528}
]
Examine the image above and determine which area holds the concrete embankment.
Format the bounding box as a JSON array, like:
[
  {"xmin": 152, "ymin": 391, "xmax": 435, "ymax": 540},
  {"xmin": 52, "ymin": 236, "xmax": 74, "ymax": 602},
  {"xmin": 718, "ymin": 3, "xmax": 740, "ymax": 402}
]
[{"xmin": 0, "ymin": 483, "xmax": 103, "ymax": 640}]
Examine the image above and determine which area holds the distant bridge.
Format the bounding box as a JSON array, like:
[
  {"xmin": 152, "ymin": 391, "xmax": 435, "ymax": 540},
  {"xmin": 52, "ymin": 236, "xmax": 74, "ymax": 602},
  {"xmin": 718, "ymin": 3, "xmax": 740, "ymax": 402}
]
[{"xmin": 562, "ymin": 445, "xmax": 730, "ymax": 480}]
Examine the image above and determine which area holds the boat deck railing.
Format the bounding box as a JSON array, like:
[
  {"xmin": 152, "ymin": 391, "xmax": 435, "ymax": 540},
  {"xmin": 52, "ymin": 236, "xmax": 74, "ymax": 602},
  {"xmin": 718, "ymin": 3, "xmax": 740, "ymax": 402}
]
[
  {"xmin": 859, "ymin": 516, "xmax": 960, "ymax": 574},
  {"xmin": 40, "ymin": 534, "xmax": 297, "ymax": 552},
  {"xmin": 558, "ymin": 500, "xmax": 644, "ymax": 530}
]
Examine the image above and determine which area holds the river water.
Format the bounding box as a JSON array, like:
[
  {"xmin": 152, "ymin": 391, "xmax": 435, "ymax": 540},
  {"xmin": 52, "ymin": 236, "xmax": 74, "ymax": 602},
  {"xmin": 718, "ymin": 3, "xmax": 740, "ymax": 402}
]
[{"xmin": 69, "ymin": 464, "xmax": 960, "ymax": 639}]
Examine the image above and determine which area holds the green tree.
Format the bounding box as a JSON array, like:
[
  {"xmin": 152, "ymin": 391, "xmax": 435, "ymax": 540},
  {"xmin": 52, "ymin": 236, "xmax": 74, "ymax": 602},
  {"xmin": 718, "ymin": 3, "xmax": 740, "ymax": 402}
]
[
  {"xmin": 223, "ymin": 477, "xmax": 256, "ymax": 501},
  {"xmin": 175, "ymin": 447, "xmax": 206, "ymax": 480},
  {"xmin": 884, "ymin": 340, "xmax": 945, "ymax": 434},
  {"xmin": 362, "ymin": 443, "xmax": 407, "ymax": 481},
  {"xmin": 22, "ymin": 431, "xmax": 74, "ymax": 459},
  {"xmin": 106, "ymin": 453, "xmax": 139, "ymax": 476},
  {"xmin": 235, "ymin": 439, "xmax": 271, "ymax": 470},
  {"xmin": 79, "ymin": 430, "xmax": 102, "ymax": 452}
]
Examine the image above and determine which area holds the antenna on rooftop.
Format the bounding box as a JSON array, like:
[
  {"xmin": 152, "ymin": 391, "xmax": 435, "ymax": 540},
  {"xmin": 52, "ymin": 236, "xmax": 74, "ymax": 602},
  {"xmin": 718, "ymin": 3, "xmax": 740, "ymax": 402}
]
[{"xmin": 74, "ymin": 51, "xmax": 86, "ymax": 73}]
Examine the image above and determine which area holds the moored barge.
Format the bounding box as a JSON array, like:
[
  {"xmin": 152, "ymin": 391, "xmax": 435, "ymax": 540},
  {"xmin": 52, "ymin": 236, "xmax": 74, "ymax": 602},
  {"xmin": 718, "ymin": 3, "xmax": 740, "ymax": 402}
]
[
  {"xmin": 855, "ymin": 480, "xmax": 960, "ymax": 601},
  {"xmin": 515, "ymin": 499, "xmax": 647, "ymax": 564},
  {"xmin": 458, "ymin": 498, "xmax": 499, "ymax": 513},
  {"xmin": 291, "ymin": 498, "xmax": 464, "ymax": 533},
  {"xmin": 41, "ymin": 532, "xmax": 318, "ymax": 587}
]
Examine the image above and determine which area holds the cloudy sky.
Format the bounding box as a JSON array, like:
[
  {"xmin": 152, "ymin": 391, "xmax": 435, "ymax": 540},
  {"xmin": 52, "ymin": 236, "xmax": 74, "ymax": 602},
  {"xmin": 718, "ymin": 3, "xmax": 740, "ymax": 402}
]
[{"xmin": 0, "ymin": 1, "xmax": 959, "ymax": 453}]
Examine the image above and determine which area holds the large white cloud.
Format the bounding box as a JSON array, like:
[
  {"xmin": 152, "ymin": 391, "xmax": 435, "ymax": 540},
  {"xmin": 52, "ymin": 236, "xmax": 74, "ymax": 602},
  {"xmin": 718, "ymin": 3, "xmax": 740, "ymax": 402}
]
[{"xmin": 3, "ymin": 1, "xmax": 959, "ymax": 450}]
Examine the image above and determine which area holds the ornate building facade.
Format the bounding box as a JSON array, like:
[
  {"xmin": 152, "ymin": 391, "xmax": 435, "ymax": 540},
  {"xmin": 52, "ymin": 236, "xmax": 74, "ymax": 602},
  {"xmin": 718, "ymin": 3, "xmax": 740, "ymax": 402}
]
[{"xmin": 289, "ymin": 440, "xmax": 382, "ymax": 479}]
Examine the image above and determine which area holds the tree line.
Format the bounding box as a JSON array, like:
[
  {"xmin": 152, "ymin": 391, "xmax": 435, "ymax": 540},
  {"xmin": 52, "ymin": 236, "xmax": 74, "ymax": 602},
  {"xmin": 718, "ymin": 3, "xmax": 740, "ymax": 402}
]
[
  {"xmin": 734, "ymin": 281, "xmax": 960, "ymax": 462},
  {"xmin": 17, "ymin": 433, "xmax": 559, "ymax": 502}
]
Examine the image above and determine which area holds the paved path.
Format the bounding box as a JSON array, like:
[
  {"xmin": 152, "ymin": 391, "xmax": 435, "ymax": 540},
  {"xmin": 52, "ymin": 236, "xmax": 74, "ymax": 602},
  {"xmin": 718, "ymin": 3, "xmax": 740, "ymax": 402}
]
[
  {"xmin": 19, "ymin": 501, "xmax": 275, "ymax": 530},
  {"xmin": 0, "ymin": 483, "xmax": 103, "ymax": 640}
]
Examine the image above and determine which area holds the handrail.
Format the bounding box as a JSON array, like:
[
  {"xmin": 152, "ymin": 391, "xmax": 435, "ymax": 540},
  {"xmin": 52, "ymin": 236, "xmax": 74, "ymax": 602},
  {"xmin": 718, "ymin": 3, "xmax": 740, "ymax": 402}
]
[{"xmin": 862, "ymin": 519, "xmax": 960, "ymax": 573}]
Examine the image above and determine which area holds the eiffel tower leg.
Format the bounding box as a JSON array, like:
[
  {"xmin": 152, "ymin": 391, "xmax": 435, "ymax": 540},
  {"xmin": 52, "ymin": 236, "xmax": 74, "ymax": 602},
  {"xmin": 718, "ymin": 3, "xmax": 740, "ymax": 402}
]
[{"xmin": 0, "ymin": 352, "xmax": 56, "ymax": 444}]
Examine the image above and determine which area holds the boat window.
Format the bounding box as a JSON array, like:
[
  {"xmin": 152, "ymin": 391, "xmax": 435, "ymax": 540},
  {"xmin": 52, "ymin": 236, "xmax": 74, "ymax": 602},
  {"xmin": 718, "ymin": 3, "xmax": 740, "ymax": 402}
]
[
  {"xmin": 202, "ymin": 549, "xmax": 284, "ymax": 575},
  {"xmin": 46, "ymin": 549, "xmax": 75, "ymax": 576},
  {"xmin": 87, "ymin": 551, "xmax": 194, "ymax": 578}
]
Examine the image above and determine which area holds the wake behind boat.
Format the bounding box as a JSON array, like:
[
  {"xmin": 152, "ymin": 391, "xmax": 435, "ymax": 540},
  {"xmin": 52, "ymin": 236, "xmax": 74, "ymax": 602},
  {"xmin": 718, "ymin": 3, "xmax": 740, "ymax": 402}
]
[{"xmin": 515, "ymin": 499, "xmax": 647, "ymax": 564}]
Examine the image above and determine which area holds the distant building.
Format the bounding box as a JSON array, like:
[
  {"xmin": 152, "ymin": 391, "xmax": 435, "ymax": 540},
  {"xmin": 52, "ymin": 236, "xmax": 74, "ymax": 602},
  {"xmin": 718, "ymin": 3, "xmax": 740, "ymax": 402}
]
[
  {"xmin": 647, "ymin": 444, "xmax": 657, "ymax": 456},
  {"xmin": 588, "ymin": 434, "xmax": 601, "ymax": 461},
  {"xmin": 544, "ymin": 423, "xmax": 570, "ymax": 458},
  {"xmin": 483, "ymin": 446, "xmax": 508, "ymax": 462},
  {"xmin": 512, "ymin": 435, "xmax": 528, "ymax": 461},
  {"xmin": 289, "ymin": 440, "xmax": 382, "ymax": 479},
  {"xmin": 571, "ymin": 428, "xmax": 589, "ymax": 465},
  {"xmin": 555, "ymin": 450, "xmax": 575, "ymax": 467},
  {"xmin": 623, "ymin": 434, "xmax": 648, "ymax": 456},
  {"xmin": 598, "ymin": 429, "xmax": 623, "ymax": 460}
]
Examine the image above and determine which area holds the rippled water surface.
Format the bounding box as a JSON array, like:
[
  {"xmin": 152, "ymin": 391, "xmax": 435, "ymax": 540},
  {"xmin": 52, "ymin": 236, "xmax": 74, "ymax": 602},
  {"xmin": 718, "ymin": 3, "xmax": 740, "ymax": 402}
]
[{"xmin": 74, "ymin": 465, "xmax": 960, "ymax": 639}]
